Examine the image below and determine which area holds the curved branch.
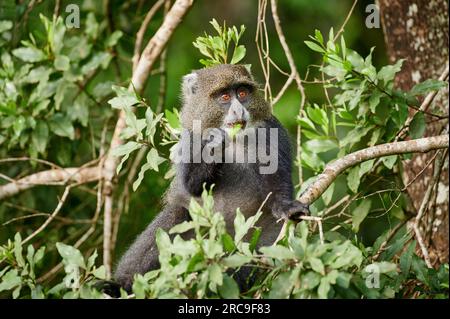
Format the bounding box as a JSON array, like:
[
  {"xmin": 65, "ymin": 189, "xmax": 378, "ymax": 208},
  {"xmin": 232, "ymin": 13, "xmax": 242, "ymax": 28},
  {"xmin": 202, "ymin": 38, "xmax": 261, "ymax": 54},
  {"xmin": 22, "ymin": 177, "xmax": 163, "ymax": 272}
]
[
  {"xmin": 0, "ymin": 167, "xmax": 100, "ymax": 200},
  {"xmin": 298, "ymin": 135, "xmax": 449, "ymax": 205},
  {"xmin": 101, "ymin": 0, "xmax": 194, "ymax": 277}
]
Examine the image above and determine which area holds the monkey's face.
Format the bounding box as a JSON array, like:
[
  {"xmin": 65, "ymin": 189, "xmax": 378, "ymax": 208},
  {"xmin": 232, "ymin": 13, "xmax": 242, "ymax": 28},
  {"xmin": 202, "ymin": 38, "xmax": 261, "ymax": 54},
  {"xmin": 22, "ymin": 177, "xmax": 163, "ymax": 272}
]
[
  {"xmin": 180, "ymin": 64, "xmax": 272, "ymax": 131},
  {"xmin": 213, "ymin": 83, "xmax": 252, "ymax": 134}
]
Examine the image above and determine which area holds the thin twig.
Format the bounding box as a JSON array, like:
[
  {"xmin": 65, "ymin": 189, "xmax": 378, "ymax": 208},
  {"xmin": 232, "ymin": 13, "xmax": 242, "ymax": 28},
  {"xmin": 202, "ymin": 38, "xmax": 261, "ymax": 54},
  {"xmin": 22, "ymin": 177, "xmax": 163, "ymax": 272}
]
[
  {"xmin": 132, "ymin": 0, "xmax": 166, "ymax": 71},
  {"xmin": 22, "ymin": 184, "xmax": 74, "ymax": 245},
  {"xmin": 412, "ymin": 149, "xmax": 447, "ymax": 268}
]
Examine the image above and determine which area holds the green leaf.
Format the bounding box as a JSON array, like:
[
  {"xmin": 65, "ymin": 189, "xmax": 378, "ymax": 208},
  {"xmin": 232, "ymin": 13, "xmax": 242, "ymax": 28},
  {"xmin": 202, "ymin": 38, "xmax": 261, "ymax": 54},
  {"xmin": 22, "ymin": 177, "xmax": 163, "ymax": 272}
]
[
  {"xmin": 169, "ymin": 221, "xmax": 194, "ymax": 234},
  {"xmin": 304, "ymin": 40, "xmax": 325, "ymax": 53},
  {"xmin": 336, "ymin": 272, "xmax": 351, "ymax": 288},
  {"xmin": 23, "ymin": 66, "xmax": 51, "ymax": 84},
  {"xmin": 230, "ymin": 45, "xmax": 246, "ymax": 64},
  {"xmin": 112, "ymin": 141, "xmax": 141, "ymax": 174},
  {"xmin": 49, "ymin": 114, "xmax": 75, "ymax": 140},
  {"xmin": 249, "ymin": 227, "xmax": 262, "ymax": 252},
  {"xmin": 352, "ymin": 200, "xmax": 372, "ymax": 232},
  {"xmin": 347, "ymin": 166, "xmax": 360, "ymax": 193},
  {"xmin": 32, "ymin": 121, "xmax": 49, "ymax": 154},
  {"xmin": 221, "ymin": 233, "xmax": 236, "ymax": 253},
  {"xmin": 268, "ymin": 267, "xmax": 300, "ymax": 299},
  {"xmin": 0, "ymin": 21, "xmax": 13, "ymax": 33},
  {"xmin": 382, "ymin": 155, "xmax": 397, "ymax": 170},
  {"xmin": 81, "ymin": 52, "xmax": 112, "ymax": 74},
  {"xmin": 164, "ymin": 109, "xmax": 180, "ymax": 129},
  {"xmin": 222, "ymin": 254, "xmax": 252, "ymax": 268},
  {"xmin": 306, "ymin": 105, "xmax": 328, "ymax": 131},
  {"xmin": 309, "ymin": 257, "xmax": 325, "ymax": 275},
  {"xmin": 367, "ymin": 261, "xmax": 397, "ymax": 274},
  {"xmin": 377, "ymin": 59, "xmax": 403, "ymax": 84},
  {"xmin": 322, "ymin": 182, "xmax": 334, "ymax": 206},
  {"xmin": 92, "ymin": 266, "xmax": 106, "ymax": 279},
  {"xmin": 305, "ymin": 139, "xmax": 338, "ymax": 153},
  {"xmin": 409, "ymin": 112, "xmax": 426, "ymax": 139},
  {"xmin": 0, "ymin": 270, "xmax": 21, "ymax": 292},
  {"xmin": 260, "ymin": 245, "xmax": 296, "ymax": 260},
  {"xmin": 85, "ymin": 12, "xmax": 99, "ymax": 39},
  {"xmin": 108, "ymin": 88, "xmax": 139, "ymax": 109},
  {"xmin": 411, "ymin": 256, "xmax": 430, "ymax": 286},
  {"xmin": 314, "ymin": 29, "xmax": 324, "ymax": 44},
  {"xmin": 71, "ymin": 94, "xmax": 89, "ymax": 127},
  {"xmin": 54, "ymin": 55, "xmax": 70, "ymax": 71},
  {"xmin": 12, "ymin": 47, "xmax": 46, "ymax": 62},
  {"xmin": 339, "ymin": 126, "xmax": 374, "ymax": 148},
  {"xmin": 132, "ymin": 148, "xmax": 165, "ymax": 191},
  {"xmin": 359, "ymin": 159, "xmax": 375, "ymax": 177},
  {"xmin": 233, "ymin": 209, "xmax": 262, "ymax": 243},
  {"xmin": 111, "ymin": 141, "xmax": 141, "ymax": 157},
  {"xmin": 297, "ymin": 115, "xmax": 317, "ymax": 131},
  {"xmin": 208, "ymin": 264, "xmax": 223, "ymax": 290},
  {"xmin": 410, "ymin": 79, "xmax": 447, "ymax": 96},
  {"xmin": 13, "ymin": 233, "xmax": 25, "ymax": 268},
  {"xmin": 301, "ymin": 271, "xmax": 321, "ymax": 290},
  {"xmin": 218, "ymin": 274, "xmax": 240, "ymax": 299},
  {"xmin": 400, "ymin": 240, "xmax": 416, "ymax": 275},
  {"xmin": 105, "ymin": 30, "xmax": 123, "ymax": 47},
  {"xmin": 318, "ymin": 277, "xmax": 331, "ymax": 299},
  {"xmin": 56, "ymin": 242, "xmax": 86, "ymax": 269}
]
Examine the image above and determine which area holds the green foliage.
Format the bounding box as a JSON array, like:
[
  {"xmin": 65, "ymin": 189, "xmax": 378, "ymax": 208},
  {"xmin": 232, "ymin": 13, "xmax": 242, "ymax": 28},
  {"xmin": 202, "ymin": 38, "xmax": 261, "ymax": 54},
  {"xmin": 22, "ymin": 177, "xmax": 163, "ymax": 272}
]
[
  {"xmin": 299, "ymin": 28, "xmax": 447, "ymax": 233},
  {"xmin": 0, "ymin": 14, "xmax": 122, "ymax": 160},
  {"xmin": 106, "ymin": 85, "xmax": 181, "ymax": 190},
  {"xmin": 125, "ymin": 190, "xmax": 447, "ymax": 299},
  {"xmin": 0, "ymin": 234, "xmax": 108, "ymax": 299},
  {"xmin": 1, "ymin": 189, "xmax": 447, "ymax": 299},
  {"xmin": 0, "ymin": 233, "xmax": 45, "ymax": 298},
  {"xmin": 193, "ymin": 19, "xmax": 247, "ymax": 67}
]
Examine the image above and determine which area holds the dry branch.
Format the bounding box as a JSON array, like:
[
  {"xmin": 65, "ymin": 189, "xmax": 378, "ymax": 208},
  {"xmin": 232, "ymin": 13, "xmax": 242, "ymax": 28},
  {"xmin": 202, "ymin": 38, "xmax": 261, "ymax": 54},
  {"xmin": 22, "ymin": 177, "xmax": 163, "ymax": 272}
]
[
  {"xmin": 298, "ymin": 135, "xmax": 449, "ymax": 205},
  {"xmin": 101, "ymin": 0, "xmax": 194, "ymax": 277},
  {"xmin": 0, "ymin": 167, "xmax": 99, "ymax": 200}
]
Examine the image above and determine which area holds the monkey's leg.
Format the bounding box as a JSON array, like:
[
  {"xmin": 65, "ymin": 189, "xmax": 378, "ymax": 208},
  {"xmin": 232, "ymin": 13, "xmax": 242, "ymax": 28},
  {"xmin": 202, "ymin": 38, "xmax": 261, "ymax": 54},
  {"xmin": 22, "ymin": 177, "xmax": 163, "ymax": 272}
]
[{"xmin": 113, "ymin": 205, "xmax": 190, "ymax": 292}]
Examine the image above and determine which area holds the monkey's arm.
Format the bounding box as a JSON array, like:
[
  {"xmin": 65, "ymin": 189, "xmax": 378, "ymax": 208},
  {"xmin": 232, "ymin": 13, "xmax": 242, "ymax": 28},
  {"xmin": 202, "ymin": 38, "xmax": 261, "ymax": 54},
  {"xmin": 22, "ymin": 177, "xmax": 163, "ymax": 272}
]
[
  {"xmin": 180, "ymin": 130, "xmax": 226, "ymax": 197},
  {"xmin": 113, "ymin": 205, "xmax": 190, "ymax": 292},
  {"xmin": 263, "ymin": 117, "xmax": 309, "ymax": 220}
]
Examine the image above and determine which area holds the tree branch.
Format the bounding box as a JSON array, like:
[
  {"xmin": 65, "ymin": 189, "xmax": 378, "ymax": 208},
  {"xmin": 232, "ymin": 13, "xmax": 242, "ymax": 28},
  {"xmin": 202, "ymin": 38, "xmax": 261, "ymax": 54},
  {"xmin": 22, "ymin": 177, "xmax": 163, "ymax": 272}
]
[
  {"xmin": 101, "ymin": 0, "xmax": 194, "ymax": 277},
  {"xmin": 0, "ymin": 167, "xmax": 100, "ymax": 200},
  {"xmin": 298, "ymin": 135, "xmax": 449, "ymax": 205}
]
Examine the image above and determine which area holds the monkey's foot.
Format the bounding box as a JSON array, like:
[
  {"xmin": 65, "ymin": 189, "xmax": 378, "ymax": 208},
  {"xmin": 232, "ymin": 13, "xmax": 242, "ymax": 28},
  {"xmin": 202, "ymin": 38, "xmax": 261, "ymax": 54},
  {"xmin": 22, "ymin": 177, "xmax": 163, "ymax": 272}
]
[{"xmin": 285, "ymin": 201, "xmax": 310, "ymax": 222}]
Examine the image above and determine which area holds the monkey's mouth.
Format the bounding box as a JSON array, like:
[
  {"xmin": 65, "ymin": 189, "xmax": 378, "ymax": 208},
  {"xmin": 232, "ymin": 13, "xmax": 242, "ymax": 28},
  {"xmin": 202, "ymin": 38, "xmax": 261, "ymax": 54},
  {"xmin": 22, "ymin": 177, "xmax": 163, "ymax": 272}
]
[{"xmin": 227, "ymin": 120, "xmax": 247, "ymax": 129}]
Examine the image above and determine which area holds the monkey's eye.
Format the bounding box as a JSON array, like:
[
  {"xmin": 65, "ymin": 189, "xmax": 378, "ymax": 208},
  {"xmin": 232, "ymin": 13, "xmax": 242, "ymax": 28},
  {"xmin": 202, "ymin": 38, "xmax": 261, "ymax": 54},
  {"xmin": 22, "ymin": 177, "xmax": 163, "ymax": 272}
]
[
  {"xmin": 220, "ymin": 93, "xmax": 231, "ymax": 103},
  {"xmin": 237, "ymin": 87, "xmax": 249, "ymax": 100}
]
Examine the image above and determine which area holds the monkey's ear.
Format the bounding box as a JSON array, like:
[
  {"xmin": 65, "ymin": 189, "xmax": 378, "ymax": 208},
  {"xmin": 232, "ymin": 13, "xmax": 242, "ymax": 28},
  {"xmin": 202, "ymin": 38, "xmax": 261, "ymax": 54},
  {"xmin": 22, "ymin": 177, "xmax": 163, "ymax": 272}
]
[{"xmin": 182, "ymin": 72, "xmax": 198, "ymax": 96}]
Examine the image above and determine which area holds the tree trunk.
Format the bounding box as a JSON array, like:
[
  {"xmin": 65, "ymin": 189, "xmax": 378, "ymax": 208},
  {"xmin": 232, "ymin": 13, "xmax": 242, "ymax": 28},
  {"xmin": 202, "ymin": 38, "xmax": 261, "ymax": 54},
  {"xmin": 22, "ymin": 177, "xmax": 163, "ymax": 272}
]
[{"xmin": 378, "ymin": 0, "xmax": 449, "ymax": 264}]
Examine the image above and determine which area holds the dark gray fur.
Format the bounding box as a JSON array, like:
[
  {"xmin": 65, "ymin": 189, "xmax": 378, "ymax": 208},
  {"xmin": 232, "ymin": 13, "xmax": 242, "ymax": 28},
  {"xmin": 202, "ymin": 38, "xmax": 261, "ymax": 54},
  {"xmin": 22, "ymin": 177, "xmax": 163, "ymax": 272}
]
[{"xmin": 113, "ymin": 65, "xmax": 308, "ymax": 293}]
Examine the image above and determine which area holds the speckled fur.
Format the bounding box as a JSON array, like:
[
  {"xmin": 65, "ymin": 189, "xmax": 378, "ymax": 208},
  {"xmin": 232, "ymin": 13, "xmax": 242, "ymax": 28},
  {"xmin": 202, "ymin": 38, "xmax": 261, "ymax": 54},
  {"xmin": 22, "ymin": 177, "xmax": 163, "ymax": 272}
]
[
  {"xmin": 180, "ymin": 64, "xmax": 272, "ymax": 130},
  {"xmin": 113, "ymin": 64, "xmax": 308, "ymax": 293}
]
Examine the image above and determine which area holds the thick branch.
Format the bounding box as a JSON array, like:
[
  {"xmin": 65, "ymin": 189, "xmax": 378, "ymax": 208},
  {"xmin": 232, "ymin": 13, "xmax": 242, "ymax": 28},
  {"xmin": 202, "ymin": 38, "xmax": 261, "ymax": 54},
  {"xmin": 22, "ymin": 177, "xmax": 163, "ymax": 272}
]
[
  {"xmin": 0, "ymin": 167, "xmax": 99, "ymax": 200},
  {"xmin": 101, "ymin": 0, "xmax": 193, "ymax": 277},
  {"xmin": 298, "ymin": 135, "xmax": 449, "ymax": 205}
]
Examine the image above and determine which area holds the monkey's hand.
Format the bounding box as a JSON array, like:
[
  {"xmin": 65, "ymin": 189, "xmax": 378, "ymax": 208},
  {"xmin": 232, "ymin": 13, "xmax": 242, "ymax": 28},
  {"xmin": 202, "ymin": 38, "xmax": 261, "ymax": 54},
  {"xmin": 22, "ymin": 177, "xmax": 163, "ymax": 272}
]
[
  {"xmin": 283, "ymin": 200, "xmax": 310, "ymax": 222},
  {"xmin": 93, "ymin": 279, "xmax": 124, "ymax": 298},
  {"xmin": 204, "ymin": 127, "xmax": 228, "ymax": 149}
]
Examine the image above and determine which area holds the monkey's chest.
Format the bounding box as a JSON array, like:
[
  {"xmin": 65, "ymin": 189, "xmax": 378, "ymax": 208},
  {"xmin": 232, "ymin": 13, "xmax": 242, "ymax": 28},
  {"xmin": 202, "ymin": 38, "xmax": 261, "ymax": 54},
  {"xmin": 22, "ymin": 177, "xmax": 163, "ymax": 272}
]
[{"xmin": 212, "ymin": 163, "xmax": 268, "ymax": 217}]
